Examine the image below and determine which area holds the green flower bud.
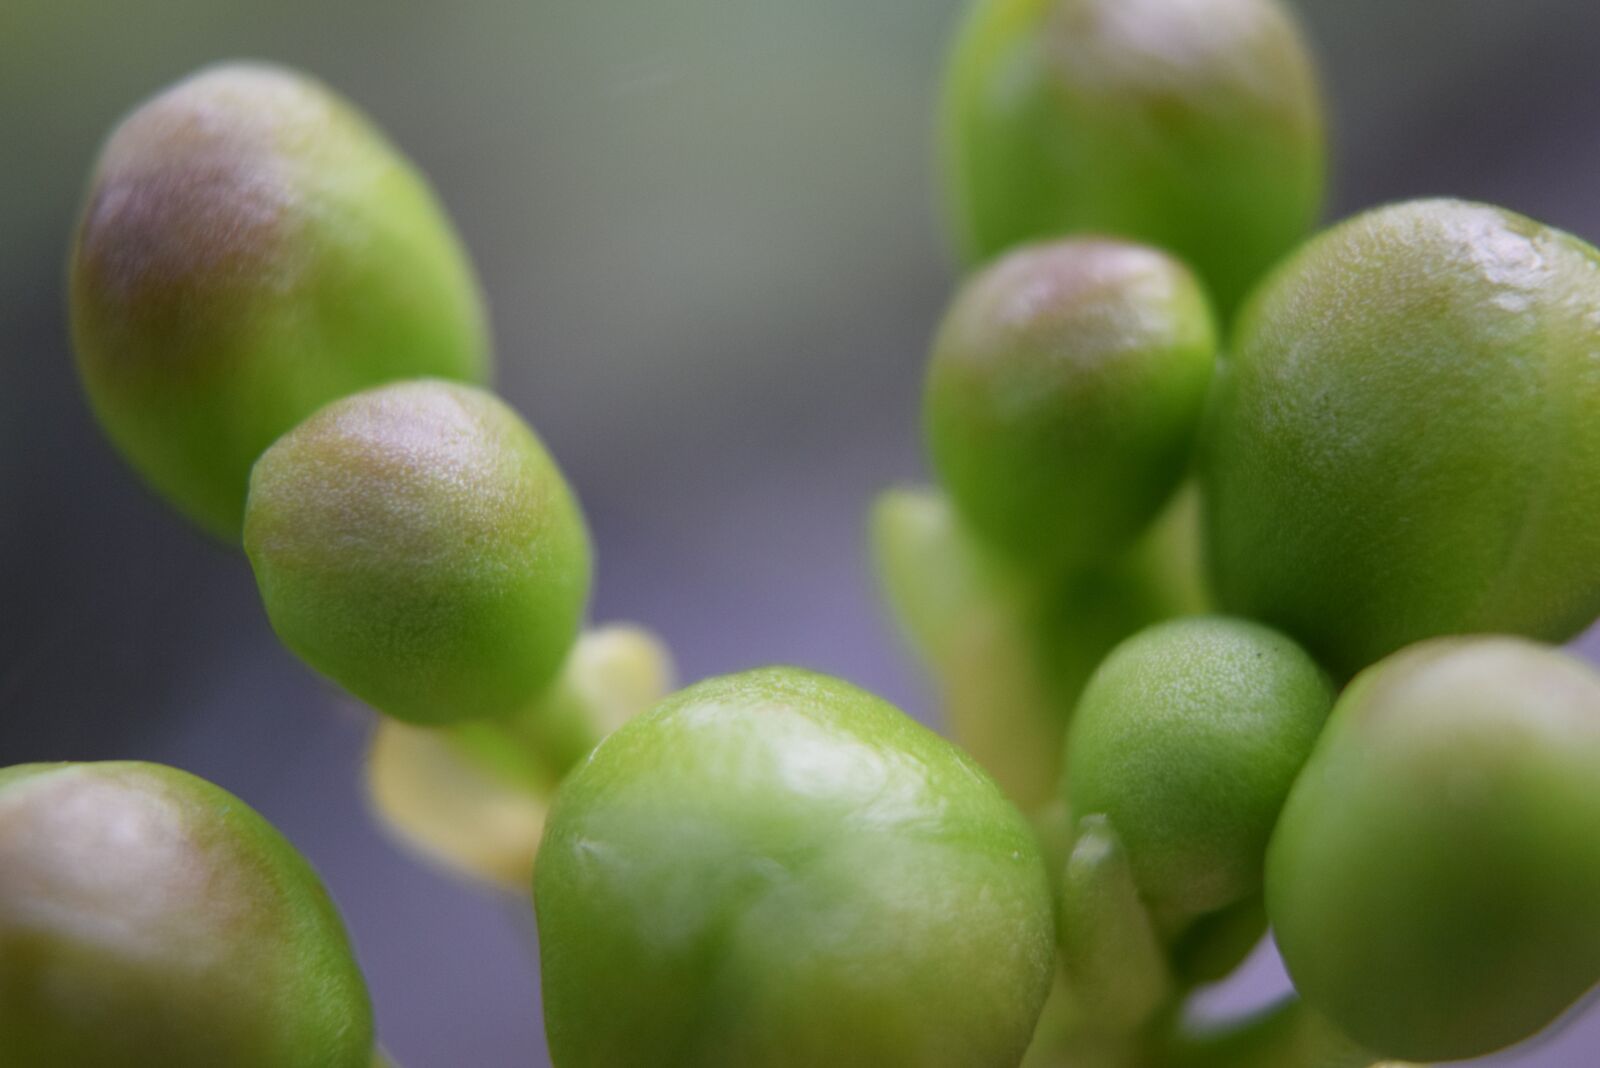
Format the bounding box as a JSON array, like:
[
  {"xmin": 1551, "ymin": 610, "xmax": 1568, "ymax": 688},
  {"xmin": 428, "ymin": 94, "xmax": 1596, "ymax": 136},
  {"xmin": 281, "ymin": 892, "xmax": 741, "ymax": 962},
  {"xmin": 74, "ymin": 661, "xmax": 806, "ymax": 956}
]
[
  {"xmin": 534, "ymin": 668, "xmax": 1056, "ymax": 1068},
  {"xmin": 1203, "ymin": 199, "xmax": 1600, "ymax": 679},
  {"xmin": 925, "ymin": 239, "xmax": 1217, "ymax": 573},
  {"xmin": 244, "ymin": 379, "xmax": 591, "ymax": 726},
  {"xmin": 1266, "ymin": 638, "xmax": 1600, "ymax": 1063},
  {"xmin": 1063, "ymin": 617, "xmax": 1333, "ymax": 921},
  {"xmin": 943, "ymin": 0, "xmax": 1326, "ymax": 317},
  {"xmin": 70, "ymin": 62, "xmax": 490, "ymax": 540},
  {"xmin": 0, "ymin": 761, "xmax": 372, "ymax": 1068}
]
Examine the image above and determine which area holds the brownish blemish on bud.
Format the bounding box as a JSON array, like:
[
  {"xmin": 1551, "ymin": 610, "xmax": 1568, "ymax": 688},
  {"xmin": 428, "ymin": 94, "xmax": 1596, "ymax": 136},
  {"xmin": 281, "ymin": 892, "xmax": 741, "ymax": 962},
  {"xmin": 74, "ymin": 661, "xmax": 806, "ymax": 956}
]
[{"xmin": 70, "ymin": 64, "xmax": 321, "ymax": 366}]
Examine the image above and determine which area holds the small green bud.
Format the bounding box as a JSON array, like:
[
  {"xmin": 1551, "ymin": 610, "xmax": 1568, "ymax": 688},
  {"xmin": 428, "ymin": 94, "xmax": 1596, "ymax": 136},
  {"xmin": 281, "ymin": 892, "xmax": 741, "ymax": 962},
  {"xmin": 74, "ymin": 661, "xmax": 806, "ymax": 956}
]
[
  {"xmin": 1203, "ymin": 198, "xmax": 1600, "ymax": 678},
  {"xmin": 244, "ymin": 379, "xmax": 591, "ymax": 726},
  {"xmin": 0, "ymin": 761, "xmax": 372, "ymax": 1068},
  {"xmin": 70, "ymin": 62, "xmax": 490, "ymax": 539},
  {"xmin": 1266, "ymin": 638, "xmax": 1600, "ymax": 1063},
  {"xmin": 943, "ymin": 0, "xmax": 1326, "ymax": 316},
  {"xmin": 925, "ymin": 239, "xmax": 1216, "ymax": 573},
  {"xmin": 534, "ymin": 668, "xmax": 1056, "ymax": 1068},
  {"xmin": 1063, "ymin": 617, "xmax": 1333, "ymax": 920}
]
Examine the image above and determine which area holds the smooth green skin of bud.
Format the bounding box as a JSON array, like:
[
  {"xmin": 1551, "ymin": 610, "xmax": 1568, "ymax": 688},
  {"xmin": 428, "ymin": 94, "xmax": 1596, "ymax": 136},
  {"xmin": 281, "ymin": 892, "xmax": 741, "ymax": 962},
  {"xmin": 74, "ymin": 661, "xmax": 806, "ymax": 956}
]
[
  {"xmin": 245, "ymin": 379, "xmax": 591, "ymax": 726},
  {"xmin": 534, "ymin": 667, "xmax": 1056, "ymax": 1068},
  {"xmin": 1204, "ymin": 199, "xmax": 1600, "ymax": 680},
  {"xmin": 925, "ymin": 239, "xmax": 1217, "ymax": 574},
  {"xmin": 0, "ymin": 762, "xmax": 372, "ymax": 1068},
  {"xmin": 943, "ymin": 0, "xmax": 1326, "ymax": 318},
  {"xmin": 1064, "ymin": 617, "xmax": 1333, "ymax": 922},
  {"xmin": 71, "ymin": 62, "xmax": 490, "ymax": 540},
  {"xmin": 1266, "ymin": 638, "xmax": 1600, "ymax": 1063}
]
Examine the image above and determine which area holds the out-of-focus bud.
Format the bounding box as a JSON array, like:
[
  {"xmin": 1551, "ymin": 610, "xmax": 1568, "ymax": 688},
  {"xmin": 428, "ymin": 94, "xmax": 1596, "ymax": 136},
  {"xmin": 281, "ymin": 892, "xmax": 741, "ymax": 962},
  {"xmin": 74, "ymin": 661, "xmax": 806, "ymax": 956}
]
[
  {"xmin": 943, "ymin": 0, "xmax": 1326, "ymax": 317},
  {"xmin": 0, "ymin": 761, "xmax": 372, "ymax": 1067},
  {"xmin": 71, "ymin": 62, "xmax": 490, "ymax": 539},
  {"xmin": 1267, "ymin": 638, "xmax": 1600, "ymax": 1063}
]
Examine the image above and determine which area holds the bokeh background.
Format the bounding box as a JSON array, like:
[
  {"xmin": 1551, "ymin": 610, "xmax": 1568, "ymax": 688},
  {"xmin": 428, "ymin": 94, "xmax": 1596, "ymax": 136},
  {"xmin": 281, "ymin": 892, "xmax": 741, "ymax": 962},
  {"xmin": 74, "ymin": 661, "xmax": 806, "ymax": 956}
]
[{"xmin": 4, "ymin": 1, "xmax": 1600, "ymax": 1064}]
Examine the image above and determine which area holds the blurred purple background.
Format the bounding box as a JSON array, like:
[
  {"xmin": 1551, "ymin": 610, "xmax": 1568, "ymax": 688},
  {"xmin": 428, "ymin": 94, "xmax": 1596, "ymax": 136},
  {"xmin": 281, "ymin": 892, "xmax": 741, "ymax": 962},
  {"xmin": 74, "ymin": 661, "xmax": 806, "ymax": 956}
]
[{"xmin": 3, "ymin": 1, "xmax": 1599, "ymax": 1064}]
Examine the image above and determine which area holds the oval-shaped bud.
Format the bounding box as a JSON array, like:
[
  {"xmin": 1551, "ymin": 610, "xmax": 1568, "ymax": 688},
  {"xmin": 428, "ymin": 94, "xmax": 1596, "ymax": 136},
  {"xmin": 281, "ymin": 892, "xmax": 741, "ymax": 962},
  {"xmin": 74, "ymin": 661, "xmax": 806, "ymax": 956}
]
[
  {"xmin": 244, "ymin": 379, "xmax": 591, "ymax": 726},
  {"xmin": 943, "ymin": 0, "xmax": 1326, "ymax": 317},
  {"xmin": 71, "ymin": 62, "xmax": 490, "ymax": 539},
  {"xmin": 1266, "ymin": 638, "xmax": 1600, "ymax": 1062},
  {"xmin": 1204, "ymin": 199, "xmax": 1600, "ymax": 679},
  {"xmin": 925, "ymin": 239, "xmax": 1216, "ymax": 573},
  {"xmin": 1064, "ymin": 617, "xmax": 1333, "ymax": 920},
  {"xmin": 534, "ymin": 668, "xmax": 1056, "ymax": 1068},
  {"xmin": 0, "ymin": 761, "xmax": 372, "ymax": 1067}
]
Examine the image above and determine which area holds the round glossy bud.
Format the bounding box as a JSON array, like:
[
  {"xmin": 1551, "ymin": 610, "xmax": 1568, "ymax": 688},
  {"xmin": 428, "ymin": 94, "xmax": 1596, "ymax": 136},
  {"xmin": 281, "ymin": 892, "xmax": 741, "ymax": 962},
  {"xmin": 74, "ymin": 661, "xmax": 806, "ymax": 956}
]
[
  {"xmin": 71, "ymin": 62, "xmax": 490, "ymax": 539},
  {"xmin": 1064, "ymin": 617, "xmax": 1333, "ymax": 920},
  {"xmin": 534, "ymin": 668, "xmax": 1056, "ymax": 1068},
  {"xmin": 244, "ymin": 379, "xmax": 591, "ymax": 726},
  {"xmin": 1203, "ymin": 199, "xmax": 1600, "ymax": 679},
  {"xmin": 943, "ymin": 0, "xmax": 1326, "ymax": 317},
  {"xmin": 0, "ymin": 761, "xmax": 371, "ymax": 1068},
  {"xmin": 925, "ymin": 239, "xmax": 1216, "ymax": 573},
  {"xmin": 1266, "ymin": 638, "xmax": 1600, "ymax": 1062}
]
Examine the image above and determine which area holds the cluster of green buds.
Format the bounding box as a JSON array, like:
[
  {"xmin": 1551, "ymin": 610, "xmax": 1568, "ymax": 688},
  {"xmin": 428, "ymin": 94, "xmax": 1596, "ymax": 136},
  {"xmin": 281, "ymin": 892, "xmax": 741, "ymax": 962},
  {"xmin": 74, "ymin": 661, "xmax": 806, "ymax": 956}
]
[
  {"xmin": 878, "ymin": 0, "xmax": 1600, "ymax": 1065},
  {"xmin": 41, "ymin": 59, "xmax": 677, "ymax": 1062},
  {"xmin": 19, "ymin": 0, "xmax": 1600, "ymax": 1065},
  {"xmin": 67, "ymin": 61, "xmax": 677, "ymax": 901}
]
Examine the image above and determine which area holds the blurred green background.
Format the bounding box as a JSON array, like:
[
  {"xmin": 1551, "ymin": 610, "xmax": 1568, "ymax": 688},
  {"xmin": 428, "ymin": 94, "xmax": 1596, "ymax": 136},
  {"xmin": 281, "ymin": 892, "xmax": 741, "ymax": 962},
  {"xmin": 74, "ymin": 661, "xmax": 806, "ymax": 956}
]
[{"xmin": 3, "ymin": 2, "xmax": 1599, "ymax": 1065}]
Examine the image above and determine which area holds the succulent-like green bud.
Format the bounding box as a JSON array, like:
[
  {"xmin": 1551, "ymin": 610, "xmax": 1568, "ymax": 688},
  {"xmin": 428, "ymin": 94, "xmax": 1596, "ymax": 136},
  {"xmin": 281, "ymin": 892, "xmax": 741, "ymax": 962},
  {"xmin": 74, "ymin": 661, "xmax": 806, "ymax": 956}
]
[
  {"xmin": 943, "ymin": 0, "xmax": 1326, "ymax": 317},
  {"xmin": 1063, "ymin": 617, "xmax": 1333, "ymax": 921},
  {"xmin": 1266, "ymin": 638, "xmax": 1600, "ymax": 1063},
  {"xmin": 244, "ymin": 379, "xmax": 591, "ymax": 726},
  {"xmin": 0, "ymin": 761, "xmax": 372, "ymax": 1067},
  {"xmin": 925, "ymin": 239, "xmax": 1216, "ymax": 573},
  {"xmin": 1203, "ymin": 199, "xmax": 1600, "ymax": 679},
  {"xmin": 534, "ymin": 668, "xmax": 1056, "ymax": 1067},
  {"xmin": 71, "ymin": 62, "xmax": 490, "ymax": 540}
]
